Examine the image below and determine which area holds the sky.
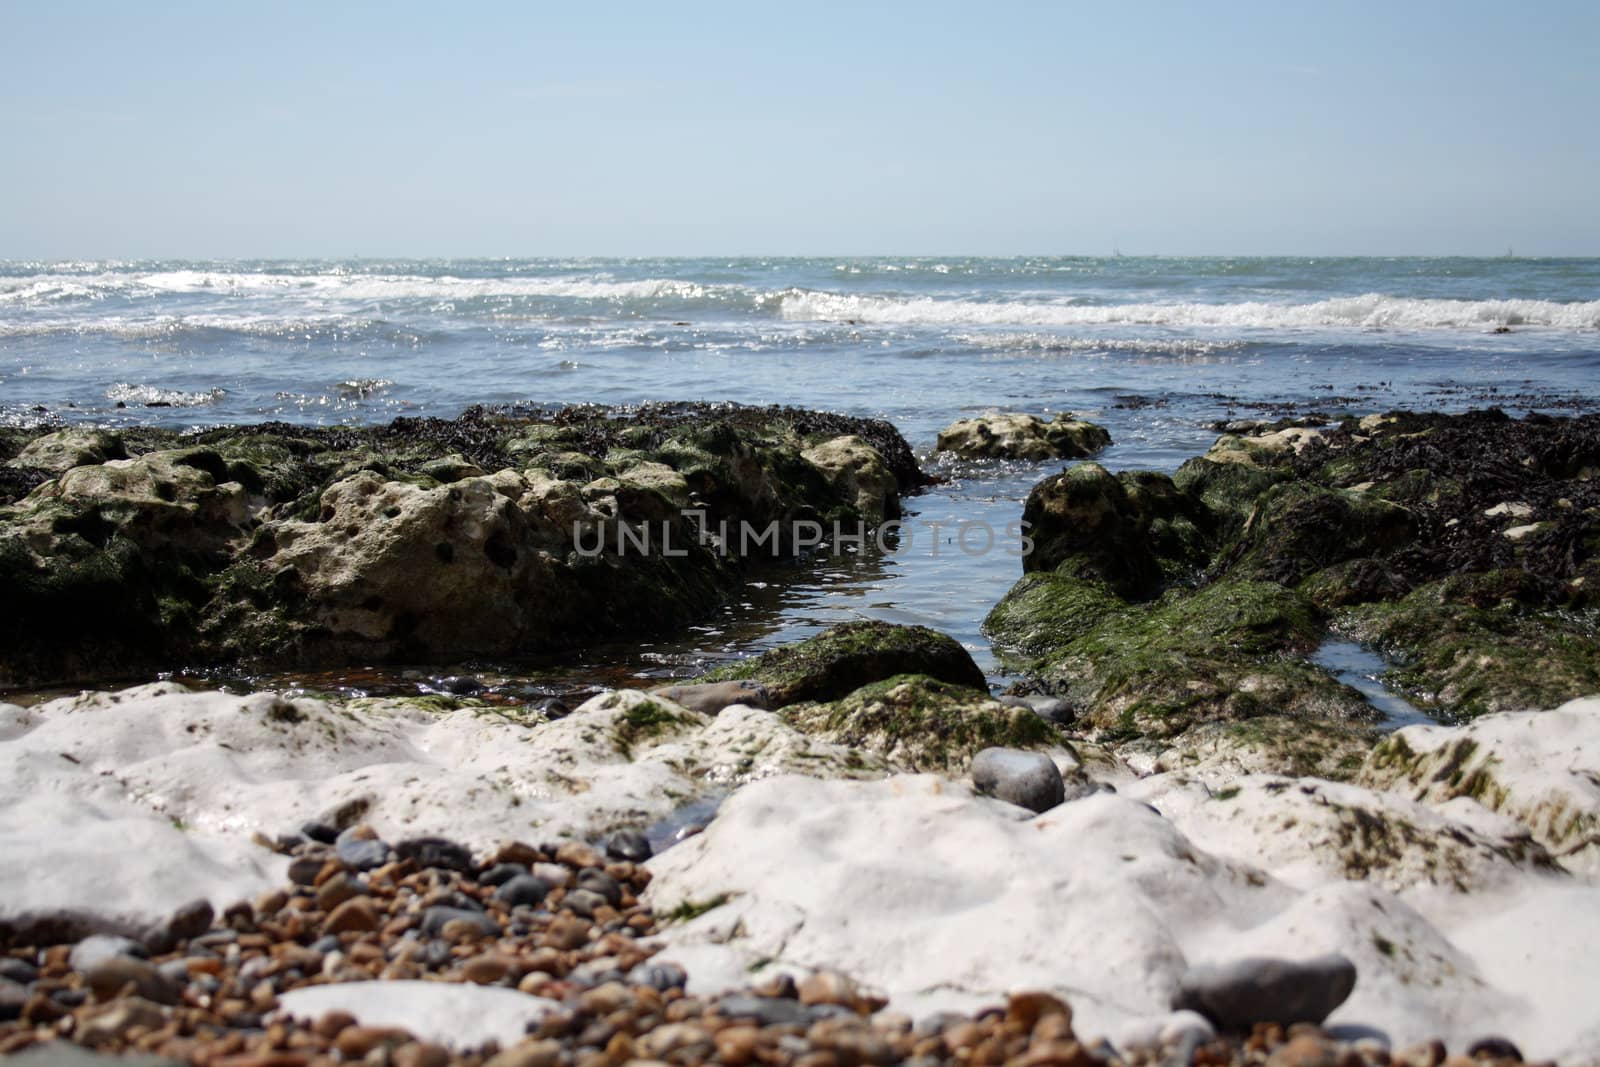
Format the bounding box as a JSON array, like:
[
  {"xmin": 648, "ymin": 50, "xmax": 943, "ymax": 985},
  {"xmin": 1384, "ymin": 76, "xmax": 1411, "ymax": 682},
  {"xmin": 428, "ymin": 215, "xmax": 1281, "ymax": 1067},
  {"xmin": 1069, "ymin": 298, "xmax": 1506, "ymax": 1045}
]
[{"xmin": 1, "ymin": 1, "xmax": 1597, "ymax": 258}]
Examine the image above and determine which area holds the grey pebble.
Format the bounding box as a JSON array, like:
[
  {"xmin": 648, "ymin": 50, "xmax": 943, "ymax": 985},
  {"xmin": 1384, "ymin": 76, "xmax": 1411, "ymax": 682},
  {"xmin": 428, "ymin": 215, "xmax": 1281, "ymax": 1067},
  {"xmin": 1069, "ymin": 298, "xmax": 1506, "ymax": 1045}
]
[
  {"xmin": 970, "ymin": 747, "xmax": 1065, "ymax": 814},
  {"xmin": 494, "ymin": 875, "xmax": 552, "ymax": 909}
]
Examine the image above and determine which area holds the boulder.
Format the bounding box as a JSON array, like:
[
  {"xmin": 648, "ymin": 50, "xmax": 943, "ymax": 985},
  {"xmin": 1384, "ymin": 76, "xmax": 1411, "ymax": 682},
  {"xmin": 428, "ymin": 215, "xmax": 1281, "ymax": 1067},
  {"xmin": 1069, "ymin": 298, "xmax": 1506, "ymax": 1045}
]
[
  {"xmin": 1171, "ymin": 954, "xmax": 1357, "ymax": 1030},
  {"xmin": 935, "ymin": 412, "xmax": 1111, "ymax": 461},
  {"xmin": 695, "ymin": 621, "xmax": 988, "ymax": 707},
  {"xmin": 801, "ymin": 434, "xmax": 899, "ymax": 522}
]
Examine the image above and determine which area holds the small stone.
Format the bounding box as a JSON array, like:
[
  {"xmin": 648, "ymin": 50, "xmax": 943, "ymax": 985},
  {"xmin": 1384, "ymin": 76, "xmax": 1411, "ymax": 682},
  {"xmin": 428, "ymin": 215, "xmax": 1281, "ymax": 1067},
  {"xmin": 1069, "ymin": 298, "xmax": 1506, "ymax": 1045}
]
[
  {"xmin": 798, "ymin": 971, "xmax": 857, "ymax": 1006},
  {"xmin": 0, "ymin": 960, "xmax": 38, "ymax": 984},
  {"xmin": 578, "ymin": 981, "xmax": 632, "ymax": 1015},
  {"xmin": 535, "ymin": 698, "xmax": 570, "ymax": 720},
  {"xmin": 1021, "ymin": 695, "xmax": 1075, "ymax": 725},
  {"xmin": 312, "ymin": 1010, "xmax": 359, "ymax": 1039},
  {"xmin": 1397, "ymin": 1040, "xmax": 1448, "ymax": 1067},
  {"xmin": 336, "ymin": 834, "xmax": 390, "ymax": 871},
  {"xmin": 76, "ymin": 997, "xmax": 167, "ymax": 1045},
  {"xmin": 555, "ymin": 841, "xmax": 604, "ymax": 869},
  {"xmin": 1467, "ymin": 1038, "xmax": 1523, "ymax": 1062},
  {"xmin": 316, "ymin": 872, "xmax": 364, "ymax": 912},
  {"xmin": 335, "ymin": 1026, "xmax": 413, "ymax": 1058},
  {"xmin": 300, "ymin": 820, "xmax": 339, "ymax": 844},
  {"xmin": 717, "ymin": 995, "xmax": 812, "ymax": 1028},
  {"xmin": 531, "ymin": 862, "xmax": 573, "ymax": 889},
  {"xmin": 322, "ymin": 896, "xmax": 380, "ymax": 936},
  {"xmin": 85, "ymin": 956, "xmax": 180, "ymax": 1005},
  {"xmin": 479, "ymin": 863, "xmax": 527, "ymax": 887},
  {"xmin": 1173, "ymin": 954, "xmax": 1357, "ymax": 1030},
  {"xmin": 287, "ymin": 855, "xmax": 326, "ymax": 886},
  {"xmin": 605, "ymin": 830, "xmax": 653, "ymax": 863},
  {"xmin": 649, "ymin": 680, "xmax": 769, "ymax": 714},
  {"xmin": 439, "ymin": 675, "xmax": 483, "ymax": 695},
  {"xmin": 494, "ymin": 875, "xmax": 553, "ymax": 909},
  {"xmin": 1269, "ymin": 1035, "xmax": 1341, "ymax": 1067},
  {"xmin": 1005, "ymin": 991, "xmax": 1073, "ymax": 1032},
  {"xmin": 394, "ymin": 1042, "xmax": 453, "ymax": 1067},
  {"xmin": 543, "ymin": 913, "xmax": 590, "ymax": 950},
  {"xmin": 422, "ymin": 906, "xmax": 499, "ymax": 939},
  {"xmin": 715, "ymin": 1025, "xmax": 762, "ymax": 1065},
  {"xmin": 69, "ymin": 935, "xmax": 147, "ymax": 972},
  {"xmin": 1019, "ymin": 1039, "xmax": 1096, "ymax": 1067},
  {"xmin": 462, "ymin": 955, "xmax": 515, "ymax": 985},
  {"xmin": 970, "ymin": 748, "xmax": 1065, "ymax": 814},
  {"xmin": 562, "ymin": 888, "xmax": 608, "ymax": 918},
  {"xmin": 577, "ymin": 868, "xmax": 623, "ymax": 905},
  {"xmin": 0, "ymin": 978, "xmax": 24, "ymax": 1023},
  {"xmin": 483, "ymin": 1039, "xmax": 561, "ymax": 1067},
  {"xmin": 142, "ymin": 898, "xmax": 214, "ymax": 954},
  {"xmin": 627, "ymin": 960, "xmax": 688, "ymax": 991},
  {"xmin": 396, "ymin": 836, "xmax": 475, "ymax": 873}
]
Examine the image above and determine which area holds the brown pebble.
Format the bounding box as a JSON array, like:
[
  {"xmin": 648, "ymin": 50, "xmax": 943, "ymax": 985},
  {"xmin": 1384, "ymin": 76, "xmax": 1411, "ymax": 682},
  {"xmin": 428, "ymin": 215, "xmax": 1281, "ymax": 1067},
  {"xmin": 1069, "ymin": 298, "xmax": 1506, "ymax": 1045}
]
[
  {"xmin": 84, "ymin": 956, "xmax": 179, "ymax": 1006},
  {"xmin": 213, "ymin": 1055, "xmax": 310, "ymax": 1067},
  {"xmin": 316, "ymin": 872, "xmax": 362, "ymax": 912},
  {"xmin": 545, "ymin": 913, "xmax": 591, "ymax": 950},
  {"xmin": 393, "ymin": 1042, "xmax": 453, "ymax": 1067},
  {"xmin": 944, "ymin": 1021, "xmax": 985, "ymax": 1053},
  {"xmin": 462, "ymin": 955, "xmax": 514, "ymax": 985},
  {"xmin": 715, "ymin": 1025, "xmax": 762, "ymax": 1065},
  {"xmin": 798, "ymin": 971, "xmax": 857, "ymax": 1007},
  {"xmin": 555, "ymin": 841, "xmax": 603, "ymax": 869},
  {"xmin": 334, "ymin": 1025, "xmax": 412, "ymax": 1058},
  {"xmin": 322, "ymin": 896, "xmax": 379, "ymax": 936},
  {"xmin": 312, "ymin": 1010, "xmax": 358, "ymax": 1039},
  {"xmin": 1006, "ymin": 991, "xmax": 1073, "ymax": 1033},
  {"xmin": 483, "ymin": 1038, "xmax": 562, "ymax": 1067},
  {"xmin": 578, "ymin": 981, "xmax": 632, "ymax": 1016},
  {"xmin": 1399, "ymin": 1042, "xmax": 1449, "ymax": 1067},
  {"xmin": 1020, "ymin": 1039, "xmax": 1097, "ymax": 1067},
  {"xmin": 1269, "ymin": 1035, "xmax": 1341, "ymax": 1067},
  {"xmin": 492, "ymin": 840, "xmax": 541, "ymax": 867}
]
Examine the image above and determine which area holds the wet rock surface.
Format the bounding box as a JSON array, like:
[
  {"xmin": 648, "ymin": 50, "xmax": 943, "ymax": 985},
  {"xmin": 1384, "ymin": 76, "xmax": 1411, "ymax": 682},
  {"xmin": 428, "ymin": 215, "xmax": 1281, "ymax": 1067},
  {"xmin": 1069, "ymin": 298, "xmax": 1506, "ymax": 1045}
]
[{"xmin": 935, "ymin": 412, "xmax": 1112, "ymax": 461}]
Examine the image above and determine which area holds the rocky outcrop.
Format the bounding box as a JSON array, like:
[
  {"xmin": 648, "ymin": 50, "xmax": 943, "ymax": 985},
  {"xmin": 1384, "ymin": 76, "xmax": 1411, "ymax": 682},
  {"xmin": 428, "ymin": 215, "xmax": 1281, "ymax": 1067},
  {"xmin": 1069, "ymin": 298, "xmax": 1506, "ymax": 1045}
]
[
  {"xmin": 987, "ymin": 411, "xmax": 1600, "ymax": 750},
  {"xmin": 0, "ymin": 404, "xmax": 922, "ymax": 686},
  {"xmin": 935, "ymin": 412, "xmax": 1111, "ymax": 461}
]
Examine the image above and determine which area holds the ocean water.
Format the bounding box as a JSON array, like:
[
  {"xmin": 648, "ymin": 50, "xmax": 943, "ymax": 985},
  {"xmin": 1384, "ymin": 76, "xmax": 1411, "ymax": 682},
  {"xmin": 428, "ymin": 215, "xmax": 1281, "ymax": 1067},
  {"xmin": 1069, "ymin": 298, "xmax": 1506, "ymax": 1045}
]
[{"xmin": 3, "ymin": 257, "xmax": 1598, "ymax": 687}]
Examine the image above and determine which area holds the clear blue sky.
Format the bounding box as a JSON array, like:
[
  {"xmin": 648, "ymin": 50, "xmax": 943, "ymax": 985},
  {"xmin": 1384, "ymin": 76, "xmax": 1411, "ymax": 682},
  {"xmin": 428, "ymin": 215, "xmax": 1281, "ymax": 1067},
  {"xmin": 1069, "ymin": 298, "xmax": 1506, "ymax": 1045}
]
[{"xmin": 2, "ymin": 1, "xmax": 1596, "ymax": 258}]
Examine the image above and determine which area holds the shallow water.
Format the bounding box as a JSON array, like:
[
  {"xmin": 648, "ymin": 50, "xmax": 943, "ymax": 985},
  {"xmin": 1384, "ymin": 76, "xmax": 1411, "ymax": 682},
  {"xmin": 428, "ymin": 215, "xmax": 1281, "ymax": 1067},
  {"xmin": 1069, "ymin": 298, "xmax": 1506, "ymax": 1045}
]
[
  {"xmin": 3, "ymin": 256, "xmax": 1596, "ymax": 695},
  {"xmin": 1310, "ymin": 640, "xmax": 1435, "ymax": 730}
]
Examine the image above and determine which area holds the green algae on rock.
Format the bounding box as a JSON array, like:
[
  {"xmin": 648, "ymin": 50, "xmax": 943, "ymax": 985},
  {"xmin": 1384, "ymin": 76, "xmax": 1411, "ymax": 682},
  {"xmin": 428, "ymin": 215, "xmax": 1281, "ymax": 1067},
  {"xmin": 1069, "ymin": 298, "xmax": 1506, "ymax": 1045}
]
[
  {"xmin": 934, "ymin": 411, "xmax": 1111, "ymax": 462},
  {"xmin": 782, "ymin": 673, "xmax": 1055, "ymax": 771},
  {"xmin": 0, "ymin": 404, "xmax": 921, "ymax": 688},
  {"xmin": 696, "ymin": 620, "xmax": 988, "ymax": 708},
  {"xmin": 990, "ymin": 409, "xmax": 1600, "ymax": 743}
]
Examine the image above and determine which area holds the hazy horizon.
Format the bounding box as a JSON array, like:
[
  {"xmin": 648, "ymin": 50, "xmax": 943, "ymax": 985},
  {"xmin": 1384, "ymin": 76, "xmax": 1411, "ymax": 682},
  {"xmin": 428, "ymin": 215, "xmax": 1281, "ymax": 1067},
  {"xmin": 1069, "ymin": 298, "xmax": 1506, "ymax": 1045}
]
[{"xmin": 4, "ymin": 1, "xmax": 1597, "ymax": 260}]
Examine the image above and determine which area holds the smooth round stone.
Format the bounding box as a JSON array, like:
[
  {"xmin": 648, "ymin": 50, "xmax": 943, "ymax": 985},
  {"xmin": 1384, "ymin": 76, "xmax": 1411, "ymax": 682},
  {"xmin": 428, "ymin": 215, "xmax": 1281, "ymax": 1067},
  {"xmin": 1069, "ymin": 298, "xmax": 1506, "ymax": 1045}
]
[
  {"xmin": 0, "ymin": 978, "xmax": 25, "ymax": 1023},
  {"xmin": 439, "ymin": 675, "xmax": 483, "ymax": 695},
  {"xmin": 716, "ymin": 995, "xmax": 812, "ymax": 1028},
  {"xmin": 85, "ymin": 955, "xmax": 180, "ymax": 1005},
  {"xmin": 300, "ymin": 820, "xmax": 340, "ymax": 844},
  {"xmin": 0, "ymin": 960, "xmax": 38, "ymax": 984},
  {"xmin": 605, "ymin": 830, "xmax": 652, "ymax": 864},
  {"xmin": 626, "ymin": 961, "xmax": 688, "ymax": 991},
  {"xmin": 69, "ymin": 934, "xmax": 147, "ymax": 972},
  {"xmin": 478, "ymin": 863, "xmax": 528, "ymax": 888},
  {"xmin": 1171, "ymin": 953, "xmax": 1357, "ymax": 1029},
  {"xmin": 336, "ymin": 834, "xmax": 391, "ymax": 872},
  {"xmin": 1466, "ymin": 1037, "xmax": 1523, "ymax": 1062},
  {"xmin": 494, "ymin": 875, "xmax": 552, "ymax": 910},
  {"xmin": 288, "ymin": 853, "xmax": 329, "ymax": 885},
  {"xmin": 420, "ymin": 907, "xmax": 499, "ymax": 939},
  {"xmin": 576, "ymin": 869, "xmax": 622, "ymax": 906},
  {"xmin": 562, "ymin": 889, "xmax": 608, "ymax": 919},
  {"xmin": 396, "ymin": 836, "xmax": 475, "ymax": 874},
  {"xmin": 142, "ymin": 898, "xmax": 214, "ymax": 953},
  {"xmin": 1021, "ymin": 695, "xmax": 1075, "ymax": 725},
  {"xmin": 311, "ymin": 935, "xmax": 341, "ymax": 954},
  {"xmin": 970, "ymin": 747, "xmax": 1065, "ymax": 814}
]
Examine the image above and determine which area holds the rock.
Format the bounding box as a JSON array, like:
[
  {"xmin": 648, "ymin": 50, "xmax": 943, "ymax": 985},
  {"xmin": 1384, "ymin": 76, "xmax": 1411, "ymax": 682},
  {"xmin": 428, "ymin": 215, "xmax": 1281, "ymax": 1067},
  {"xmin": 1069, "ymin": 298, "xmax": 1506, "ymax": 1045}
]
[
  {"xmin": 335, "ymin": 833, "xmax": 389, "ymax": 871},
  {"xmin": 322, "ymin": 897, "xmax": 380, "ymax": 936},
  {"xmin": 394, "ymin": 1042, "xmax": 454, "ymax": 1067},
  {"xmin": 561, "ymin": 888, "xmax": 608, "ymax": 918},
  {"xmin": 6, "ymin": 428, "xmax": 125, "ymax": 474},
  {"xmin": 606, "ymin": 829, "xmax": 653, "ymax": 863},
  {"xmin": 1465, "ymin": 1037, "xmax": 1522, "ymax": 1061},
  {"xmin": 84, "ymin": 956, "xmax": 181, "ymax": 1005},
  {"xmin": 335, "ymin": 1027, "xmax": 414, "ymax": 1058},
  {"xmin": 287, "ymin": 854, "xmax": 327, "ymax": 886},
  {"xmin": 76, "ymin": 997, "xmax": 169, "ymax": 1046},
  {"xmin": 279, "ymin": 980, "xmax": 561, "ymax": 1051},
  {"xmin": 650, "ymin": 680, "xmax": 769, "ymax": 714},
  {"xmin": 970, "ymin": 748, "xmax": 1065, "ymax": 813},
  {"xmin": 1021, "ymin": 695, "xmax": 1074, "ymax": 725},
  {"xmin": 461, "ymin": 954, "xmax": 515, "ymax": 985},
  {"xmin": 69, "ymin": 935, "xmax": 146, "ymax": 972},
  {"xmin": 935, "ymin": 412, "xmax": 1111, "ymax": 461},
  {"xmin": 0, "ymin": 977, "xmax": 24, "ymax": 1022},
  {"xmin": 802, "ymin": 434, "xmax": 900, "ymax": 522},
  {"xmin": 716, "ymin": 995, "xmax": 814, "ymax": 1028},
  {"xmin": 534, "ymin": 698, "xmax": 570, "ymax": 720},
  {"xmin": 395, "ymin": 836, "xmax": 474, "ymax": 873},
  {"xmin": 1268, "ymin": 1033, "xmax": 1341, "ymax": 1067},
  {"xmin": 421, "ymin": 906, "xmax": 499, "ymax": 939},
  {"xmin": 141, "ymin": 897, "xmax": 213, "ymax": 954},
  {"xmin": 1171, "ymin": 954, "xmax": 1357, "ymax": 1029},
  {"xmin": 784, "ymin": 675, "xmax": 1054, "ymax": 772},
  {"xmin": 483, "ymin": 1040, "xmax": 562, "ymax": 1067},
  {"xmin": 695, "ymin": 621, "xmax": 987, "ymax": 708},
  {"xmin": 627, "ymin": 960, "xmax": 688, "ymax": 991},
  {"xmin": 478, "ymin": 862, "xmax": 527, "ymax": 887},
  {"xmin": 576, "ymin": 868, "xmax": 623, "ymax": 905},
  {"xmin": 0, "ymin": 959, "xmax": 38, "ymax": 983},
  {"xmin": 5, "ymin": 1046, "xmax": 184, "ymax": 1067},
  {"xmin": 494, "ymin": 875, "xmax": 552, "ymax": 910},
  {"xmin": 438, "ymin": 675, "xmax": 483, "ymax": 696},
  {"xmin": 315, "ymin": 873, "xmax": 365, "ymax": 912}
]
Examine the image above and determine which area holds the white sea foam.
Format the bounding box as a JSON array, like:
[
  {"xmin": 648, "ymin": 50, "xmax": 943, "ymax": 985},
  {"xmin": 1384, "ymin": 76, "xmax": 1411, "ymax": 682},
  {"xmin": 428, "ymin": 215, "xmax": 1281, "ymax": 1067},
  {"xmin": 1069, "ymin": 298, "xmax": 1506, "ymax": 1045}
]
[
  {"xmin": 777, "ymin": 289, "xmax": 1600, "ymax": 331},
  {"xmin": 105, "ymin": 383, "xmax": 226, "ymax": 407}
]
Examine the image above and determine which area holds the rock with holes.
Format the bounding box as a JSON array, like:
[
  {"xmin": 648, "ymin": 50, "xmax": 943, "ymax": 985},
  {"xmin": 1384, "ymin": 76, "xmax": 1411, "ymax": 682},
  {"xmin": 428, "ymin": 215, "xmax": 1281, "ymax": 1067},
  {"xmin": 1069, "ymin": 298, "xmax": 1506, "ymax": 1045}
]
[{"xmin": 936, "ymin": 412, "xmax": 1111, "ymax": 462}]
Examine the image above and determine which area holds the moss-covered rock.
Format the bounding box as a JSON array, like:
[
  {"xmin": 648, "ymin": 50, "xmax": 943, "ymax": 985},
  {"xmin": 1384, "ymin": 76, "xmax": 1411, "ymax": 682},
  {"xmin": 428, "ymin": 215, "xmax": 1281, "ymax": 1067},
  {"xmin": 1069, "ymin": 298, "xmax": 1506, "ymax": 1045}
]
[
  {"xmin": 935, "ymin": 412, "xmax": 1111, "ymax": 461},
  {"xmin": 1154, "ymin": 716, "xmax": 1378, "ymax": 782},
  {"xmin": 696, "ymin": 621, "xmax": 988, "ymax": 707},
  {"xmin": 782, "ymin": 674, "xmax": 1055, "ymax": 771},
  {"xmin": 0, "ymin": 403, "xmax": 923, "ymax": 687}
]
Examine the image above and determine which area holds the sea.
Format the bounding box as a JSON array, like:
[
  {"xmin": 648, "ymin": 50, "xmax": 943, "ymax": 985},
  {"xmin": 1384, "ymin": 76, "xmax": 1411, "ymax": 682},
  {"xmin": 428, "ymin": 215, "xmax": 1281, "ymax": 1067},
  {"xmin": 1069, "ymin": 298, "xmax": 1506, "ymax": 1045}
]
[{"xmin": 2, "ymin": 257, "xmax": 1597, "ymax": 696}]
